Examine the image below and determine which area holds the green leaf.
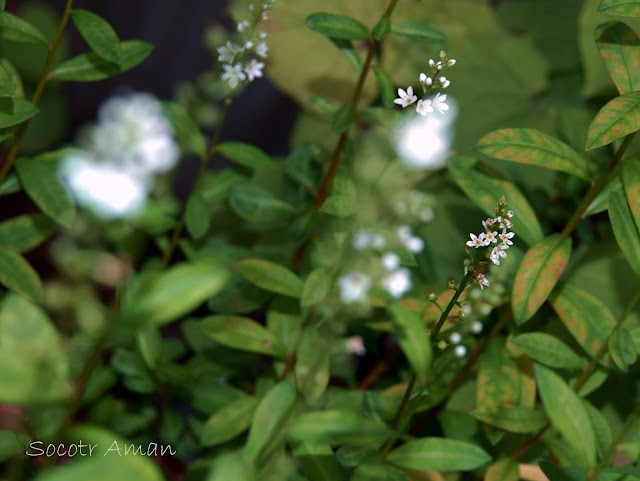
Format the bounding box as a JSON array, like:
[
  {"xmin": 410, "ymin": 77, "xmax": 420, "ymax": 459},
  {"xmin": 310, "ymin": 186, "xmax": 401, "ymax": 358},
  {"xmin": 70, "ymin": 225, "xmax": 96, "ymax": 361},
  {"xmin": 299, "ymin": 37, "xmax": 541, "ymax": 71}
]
[
  {"xmin": 373, "ymin": 66, "xmax": 395, "ymax": 108},
  {"xmin": 185, "ymin": 192, "xmax": 210, "ymax": 240},
  {"xmin": 0, "ymin": 11, "xmax": 48, "ymax": 45},
  {"xmin": 200, "ymin": 170, "xmax": 247, "ymax": 205},
  {"xmin": 0, "ymin": 173, "xmax": 20, "ymax": 196},
  {"xmin": 229, "ymin": 184, "xmax": 295, "ymax": 226},
  {"xmin": 534, "ymin": 364, "xmax": 597, "ymax": 468},
  {"xmin": 320, "ymin": 195, "xmax": 356, "ymax": 217},
  {"xmin": 609, "ymin": 326, "xmax": 638, "ymax": 372},
  {"xmin": 201, "ymin": 315, "xmax": 285, "ymax": 356},
  {"xmin": 306, "ymin": 12, "xmax": 370, "ymax": 40},
  {"xmin": 49, "ymin": 40, "xmax": 153, "ymax": 82},
  {"xmin": 598, "ymin": 0, "xmax": 640, "ymax": 17},
  {"xmin": 71, "ymin": 9, "xmax": 121, "ymax": 64},
  {"xmin": 216, "ymin": 141, "xmax": 276, "ymax": 170},
  {"xmin": 301, "ymin": 267, "xmax": 332, "ymax": 307},
  {"xmin": 585, "ymin": 174, "xmax": 623, "ymax": 217},
  {"xmin": 0, "ymin": 62, "xmax": 15, "ymax": 113},
  {"xmin": 34, "ymin": 425, "xmax": 164, "ymax": 481},
  {"xmin": 583, "ymin": 401, "xmax": 613, "ymax": 457},
  {"xmin": 136, "ymin": 325, "xmax": 161, "ymax": 370},
  {"xmin": 476, "ymin": 129, "xmax": 590, "ymax": 180},
  {"xmin": 15, "ymin": 156, "xmax": 75, "ymax": 228},
  {"xmin": 472, "ymin": 406, "xmax": 547, "ymax": 434},
  {"xmin": 621, "ymin": 161, "xmax": 640, "ymax": 232},
  {"xmin": 390, "ymin": 23, "xmax": 446, "ymax": 43},
  {"xmin": 201, "ymin": 396, "xmax": 258, "ymax": 446},
  {"xmin": 288, "ymin": 410, "xmax": 390, "ymax": 445},
  {"xmin": 476, "ymin": 340, "xmax": 523, "ymax": 410},
  {"xmin": 0, "ymin": 247, "xmax": 42, "ymax": 301},
  {"xmin": 206, "ymin": 451, "xmax": 256, "ymax": 481},
  {"xmin": 484, "ymin": 458, "xmax": 519, "ymax": 481},
  {"xmin": 309, "ymin": 96, "xmax": 338, "ymax": 115},
  {"xmin": 387, "ymin": 437, "xmax": 491, "ymax": 471},
  {"xmin": 161, "ymin": 101, "xmax": 207, "ymax": 157},
  {"xmin": 245, "ymin": 380, "xmax": 296, "ymax": 462},
  {"xmin": 235, "ymin": 258, "xmax": 304, "ymax": 298},
  {"xmin": 596, "ymin": 23, "xmax": 640, "ymax": 95},
  {"xmin": 549, "ymin": 282, "xmax": 617, "ymax": 357},
  {"xmin": 0, "ymin": 294, "xmax": 69, "ymax": 403},
  {"xmin": 511, "ymin": 333, "xmax": 584, "ymax": 369},
  {"xmin": 389, "ymin": 304, "xmax": 432, "ymax": 385},
  {"xmin": 330, "ymin": 38, "xmax": 363, "ymax": 72},
  {"xmin": 123, "ymin": 261, "xmax": 228, "ymax": 325},
  {"xmin": 0, "ymin": 213, "xmax": 55, "ymax": 253},
  {"xmin": 609, "ymin": 190, "xmax": 640, "ymax": 277},
  {"xmin": 449, "ymin": 156, "xmax": 544, "ymax": 245},
  {"xmin": 512, "ymin": 235, "xmax": 572, "ymax": 324},
  {"xmin": 372, "ymin": 16, "xmax": 391, "ymax": 40},
  {"xmin": 586, "ymin": 92, "xmax": 640, "ymax": 150},
  {"xmin": 0, "ymin": 430, "xmax": 29, "ymax": 462},
  {"xmin": 0, "ymin": 1, "xmax": 4, "ymax": 12},
  {"xmin": 295, "ymin": 327, "xmax": 330, "ymax": 402},
  {"xmin": 331, "ymin": 103, "xmax": 355, "ymax": 133},
  {"xmin": 0, "ymin": 97, "xmax": 37, "ymax": 128},
  {"xmin": 539, "ymin": 461, "xmax": 587, "ymax": 481}
]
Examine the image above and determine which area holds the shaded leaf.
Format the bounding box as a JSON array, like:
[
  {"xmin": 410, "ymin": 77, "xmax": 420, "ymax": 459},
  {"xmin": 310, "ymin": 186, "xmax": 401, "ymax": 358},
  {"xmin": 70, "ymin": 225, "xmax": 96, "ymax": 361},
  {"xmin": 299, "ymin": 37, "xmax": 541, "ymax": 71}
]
[
  {"xmin": 472, "ymin": 405, "xmax": 547, "ymax": 434},
  {"xmin": 621, "ymin": 160, "xmax": 640, "ymax": 231},
  {"xmin": 235, "ymin": 258, "xmax": 304, "ymax": 298},
  {"xmin": 534, "ymin": 364, "xmax": 597, "ymax": 468},
  {"xmin": 372, "ymin": 16, "xmax": 391, "ymax": 40},
  {"xmin": 331, "ymin": 103, "xmax": 355, "ymax": 133},
  {"xmin": 217, "ymin": 141, "xmax": 276, "ymax": 170},
  {"xmin": 330, "ymin": 38, "xmax": 363, "ymax": 72},
  {"xmin": 476, "ymin": 128, "xmax": 589, "ymax": 180},
  {"xmin": 288, "ymin": 410, "xmax": 390, "ymax": 445},
  {"xmin": 0, "ymin": 98, "xmax": 37, "ymax": 128},
  {"xmin": 596, "ymin": 22, "xmax": 640, "ymax": 94},
  {"xmin": 609, "ymin": 326, "xmax": 638, "ymax": 372},
  {"xmin": 373, "ymin": 66, "xmax": 395, "ymax": 108},
  {"xmin": 306, "ymin": 12, "xmax": 370, "ymax": 40},
  {"xmin": 301, "ymin": 267, "xmax": 332, "ymax": 307},
  {"xmin": 585, "ymin": 174, "xmax": 623, "ymax": 217},
  {"xmin": 162, "ymin": 101, "xmax": 207, "ymax": 157},
  {"xmin": 448, "ymin": 156, "xmax": 543, "ymax": 245},
  {"xmin": 206, "ymin": 450, "xmax": 256, "ymax": 481},
  {"xmin": 71, "ymin": 9, "xmax": 121, "ymax": 64},
  {"xmin": 136, "ymin": 325, "xmax": 161, "ymax": 370},
  {"xmin": 390, "ymin": 23, "xmax": 446, "ymax": 43},
  {"xmin": 389, "ymin": 304, "xmax": 432, "ymax": 385},
  {"xmin": 484, "ymin": 458, "xmax": 519, "ymax": 481},
  {"xmin": 185, "ymin": 192, "xmax": 210, "ymax": 240},
  {"xmin": 586, "ymin": 92, "xmax": 640, "ymax": 149},
  {"xmin": 0, "ymin": 213, "xmax": 55, "ymax": 253},
  {"xmin": 201, "ymin": 396, "xmax": 258, "ymax": 446},
  {"xmin": 201, "ymin": 315, "xmax": 285, "ymax": 356},
  {"xmin": 49, "ymin": 40, "xmax": 152, "ymax": 82},
  {"xmin": 0, "ymin": 247, "xmax": 41, "ymax": 301},
  {"xmin": 512, "ymin": 235, "xmax": 572, "ymax": 324},
  {"xmin": 295, "ymin": 327, "xmax": 330, "ymax": 402},
  {"xmin": 609, "ymin": 190, "xmax": 640, "ymax": 277},
  {"xmin": 583, "ymin": 401, "xmax": 613, "ymax": 457},
  {"xmin": 598, "ymin": 0, "xmax": 640, "ymax": 17},
  {"xmin": 387, "ymin": 437, "xmax": 491, "ymax": 471},
  {"xmin": 0, "ymin": 12, "xmax": 47, "ymax": 45},
  {"xmin": 511, "ymin": 333, "xmax": 584, "ymax": 369},
  {"xmin": 229, "ymin": 184, "xmax": 295, "ymax": 226}
]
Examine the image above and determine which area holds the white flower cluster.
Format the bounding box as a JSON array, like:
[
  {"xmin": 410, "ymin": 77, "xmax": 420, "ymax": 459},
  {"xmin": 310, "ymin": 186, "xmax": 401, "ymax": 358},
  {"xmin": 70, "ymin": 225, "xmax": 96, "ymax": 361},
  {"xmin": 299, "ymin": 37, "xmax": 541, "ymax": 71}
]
[
  {"xmin": 465, "ymin": 200, "xmax": 515, "ymax": 290},
  {"xmin": 218, "ymin": 1, "xmax": 275, "ymax": 89},
  {"xmin": 394, "ymin": 50, "xmax": 455, "ymax": 117},
  {"xmin": 61, "ymin": 93, "xmax": 179, "ymax": 220}
]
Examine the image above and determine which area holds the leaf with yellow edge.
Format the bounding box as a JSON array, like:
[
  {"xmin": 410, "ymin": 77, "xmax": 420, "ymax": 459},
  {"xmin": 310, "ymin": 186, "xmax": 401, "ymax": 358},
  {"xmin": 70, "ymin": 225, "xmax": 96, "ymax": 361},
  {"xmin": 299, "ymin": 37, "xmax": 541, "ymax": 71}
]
[
  {"xmin": 512, "ymin": 234, "xmax": 572, "ymax": 324},
  {"xmin": 586, "ymin": 92, "xmax": 640, "ymax": 149}
]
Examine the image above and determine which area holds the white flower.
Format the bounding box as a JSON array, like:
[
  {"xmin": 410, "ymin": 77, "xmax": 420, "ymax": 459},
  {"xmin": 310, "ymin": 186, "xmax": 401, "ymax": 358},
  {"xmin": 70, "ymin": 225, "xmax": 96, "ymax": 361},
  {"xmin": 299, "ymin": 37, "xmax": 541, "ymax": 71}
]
[
  {"xmin": 256, "ymin": 41, "xmax": 268, "ymax": 58},
  {"xmin": 506, "ymin": 210, "xmax": 514, "ymax": 219},
  {"xmin": 338, "ymin": 271, "xmax": 373, "ymax": 304},
  {"xmin": 237, "ymin": 20, "xmax": 250, "ymax": 32},
  {"xmin": 432, "ymin": 93, "xmax": 449, "ymax": 114},
  {"xmin": 405, "ymin": 236, "xmax": 424, "ymax": 253},
  {"xmin": 222, "ymin": 63, "xmax": 246, "ymax": 88},
  {"xmin": 482, "ymin": 217, "xmax": 494, "ymax": 229},
  {"xmin": 249, "ymin": 3, "xmax": 255, "ymax": 11},
  {"xmin": 244, "ymin": 41, "xmax": 254, "ymax": 49},
  {"xmin": 449, "ymin": 332, "xmax": 462, "ymax": 344},
  {"xmin": 397, "ymin": 225, "xmax": 412, "ymax": 242},
  {"xmin": 454, "ymin": 345, "xmax": 467, "ymax": 357},
  {"xmin": 259, "ymin": 31, "xmax": 267, "ymax": 39},
  {"xmin": 352, "ymin": 229, "xmax": 371, "ymax": 250},
  {"xmin": 476, "ymin": 273, "xmax": 490, "ymax": 290},
  {"xmin": 490, "ymin": 245, "xmax": 507, "ymax": 265},
  {"xmin": 394, "ymin": 86, "xmax": 417, "ymax": 108},
  {"xmin": 466, "ymin": 233, "xmax": 486, "ymax": 248},
  {"xmin": 217, "ymin": 41, "xmax": 240, "ymax": 63},
  {"xmin": 371, "ymin": 233, "xmax": 386, "ymax": 249},
  {"xmin": 381, "ymin": 268, "xmax": 412, "ymax": 298},
  {"xmin": 471, "ymin": 321, "xmax": 483, "ymax": 334},
  {"xmin": 381, "ymin": 252, "xmax": 401, "ymax": 271},
  {"xmin": 347, "ymin": 336, "xmax": 366, "ymax": 356},
  {"xmin": 416, "ymin": 99, "xmax": 433, "ymax": 116},
  {"xmin": 244, "ymin": 59, "xmax": 264, "ymax": 81},
  {"xmin": 499, "ymin": 230, "xmax": 515, "ymax": 246},
  {"xmin": 484, "ymin": 231, "xmax": 499, "ymax": 244}
]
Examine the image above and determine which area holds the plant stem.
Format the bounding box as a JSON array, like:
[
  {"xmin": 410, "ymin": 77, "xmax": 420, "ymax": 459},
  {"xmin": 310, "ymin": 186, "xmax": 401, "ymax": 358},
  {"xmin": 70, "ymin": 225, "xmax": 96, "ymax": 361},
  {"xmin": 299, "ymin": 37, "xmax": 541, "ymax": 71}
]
[
  {"xmin": 0, "ymin": 0, "xmax": 74, "ymax": 186},
  {"xmin": 561, "ymin": 133, "xmax": 636, "ymax": 238},
  {"xmin": 161, "ymin": 97, "xmax": 232, "ymax": 269},
  {"xmin": 510, "ymin": 287, "xmax": 640, "ymax": 461}
]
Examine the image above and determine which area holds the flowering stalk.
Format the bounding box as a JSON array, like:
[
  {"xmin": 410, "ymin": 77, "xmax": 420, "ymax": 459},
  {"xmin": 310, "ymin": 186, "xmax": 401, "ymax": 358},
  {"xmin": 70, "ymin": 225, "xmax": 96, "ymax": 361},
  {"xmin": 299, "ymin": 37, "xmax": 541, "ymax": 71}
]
[{"xmin": 0, "ymin": 0, "xmax": 74, "ymax": 186}]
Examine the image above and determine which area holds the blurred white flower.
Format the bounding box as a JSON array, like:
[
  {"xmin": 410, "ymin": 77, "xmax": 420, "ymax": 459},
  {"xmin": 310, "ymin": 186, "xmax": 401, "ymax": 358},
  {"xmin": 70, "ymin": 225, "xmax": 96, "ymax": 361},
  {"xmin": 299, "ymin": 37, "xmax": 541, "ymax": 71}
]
[
  {"xmin": 381, "ymin": 252, "xmax": 400, "ymax": 271},
  {"xmin": 419, "ymin": 207, "xmax": 434, "ymax": 222},
  {"xmin": 237, "ymin": 20, "xmax": 250, "ymax": 32},
  {"xmin": 245, "ymin": 59, "xmax": 264, "ymax": 81},
  {"xmin": 352, "ymin": 229, "xmax": 371, "ymax": 250},
  {"xmin": 338, "ymin": 271, "xmax": 372, "ymax": 304},
  {"xmin": 347, "ymin": 335, "xmax": 366, "ymax": 356},
  {"xmin": 256, "ymin": 41, "xmax": 268, "ymax": 58},
  {"xmin": 449, "ymin": 332, "xmax": 462, "ymax": 344},
  {"xmin": 381, "ymin": 267, "xmax": 412, "ymax": 298},
  {"xmin": 370, "ymin": 233, "xmax": 386, "ymax": 249},
  {"xmin": 471, "ymin": 321, "xmax": 483, "ymax": 334},
  {"xmin": 222, "ymin": 63, "xmax": 246, "ymax": 88},
  {"xmin": 454, "ymin": 345, "xmax": 467, "ymax": 357},
  {"xmin": 392, "ymin": 96, "xmax": 457, "ymax": 171},
  {"xmin": 405, "ymin": 236, "xmax": 424, "ymax": 253},
  {"xmin": 217, "ymin": 41, "xmax": 241, "ymax": 63}
]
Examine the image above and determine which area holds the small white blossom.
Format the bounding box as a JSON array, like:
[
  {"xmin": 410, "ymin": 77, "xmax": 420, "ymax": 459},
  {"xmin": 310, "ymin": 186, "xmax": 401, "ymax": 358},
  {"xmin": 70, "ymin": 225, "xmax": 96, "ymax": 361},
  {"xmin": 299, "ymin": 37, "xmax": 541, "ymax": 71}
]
[
  {"xmin": 397, "ymin": 225, "xmax": 412, "ymax": 242},
  {"xmin": 506, "ymin": 210, "xmax": 514, "ymax": 219},
  {"xmin": 482, "ymin": 218, "xmax": 494, "ymax": 229},
  {"xmin": 432, "ymin": 93, "xmax": 449, "ymax": 114},
  {"xmin": 259, "ymin": 31, "xmax": 267, "ymax": 39},
  {"xmin": 347, "ymin": 336, "xmax": 366, "ymax": 356},
  {"xmin": 405, "ymin": 236, "xmax": 424, "ymax": 253},
  {"xmin": 466, "ymin": 232, "xmax": 486, "ymax": 248},
  {"xmin": 244, "ymin": 41, "xmax": 254, "ymax": 49},
  {"xmin": 371, "ymin": 233, "xmax": 386, "ymax": 249},
  {"xmin": 499, "ymin": 230, "xmax": 515, "ymax": 246},
  {"xmin": 395, "ymin": 86, "xmax": 418, "ymax": 108},
  {"xmin": 382, "ymin": 267, "xmax": 412, "ymax": 298},
  {"xmin": 338, "ymin": 271, "xmax": 373, "ymax": 304},
  {"xmin": 382, "ymin": 252, "xmax": 401, "ymax": 271},
  {"xmin": 416, "ymin": 99, "xmax": 433, "ymax": 116},
  {"xmin": 439, "ymin": 50, "xmax": 446, "ymax": 59},
  {"xmin": 256, "ymin": 41, "xmax": 268, "ymax": 58},
  {"xmin": 454, "ymin": 344, "xmax": 467, "ymax": 357},
  {"xmin": 477, "ymin": 273, "xmax": 490, "ymax": 290},
  {"xmin": 221, "ymin": 63, "xmax": 246, "ymax": 88},
  {"xmin": 449, "ymin": 332, "xmax": 462, "ymax": 344},
  {"xmin": 237, "ymin": 20, "xmax": 250, "ymax": 32},
  {"xmin": 471, "ymin": 321, "xmax": 483, "ymax": 334},
  {"xmin": 352, "ymin": 229, "xmax": 371, "ymax": 250},
  {"xmin": 490, "ymin": 245, "xmax": 507, "ymax": 265},
  {"xmin": 485, "ymin": 231, "xmax": 499, "ymax": 244},
  {"xmin": 217, "ymin": 41, "xmax": 241, "ymax": 63},
  {"xmin": 244, "ymin": 59, "xmax": 264, "ymax": 81}
]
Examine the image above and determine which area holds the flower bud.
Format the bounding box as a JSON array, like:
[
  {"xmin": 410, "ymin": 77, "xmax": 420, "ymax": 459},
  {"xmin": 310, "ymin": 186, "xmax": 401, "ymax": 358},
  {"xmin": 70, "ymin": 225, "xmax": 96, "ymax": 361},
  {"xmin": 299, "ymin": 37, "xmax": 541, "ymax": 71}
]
[
  {"xmin": 439, "ymin": 50, "xmax": 446, "ymax": 59},
  {"xmin": 428, "ymin": 59, "xmax": 435, "ymax": 69},
  {"xmin": 447, "ymin": 280, "xmax": 457, "ymax": 289},
  {"xmin": 419, "ymin": 73, "xmax": 427, "ymax": 85},
  {"xmin": 447, "ymin": 58, "xmax": 456, "ymax": 66},
  {"xmin": 425, "ymin": 77, "xmax": 433, "ymax": 87},
  {"xmin": 428, "ymin": 290, "xmax": 438, "ymax": 302}
]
